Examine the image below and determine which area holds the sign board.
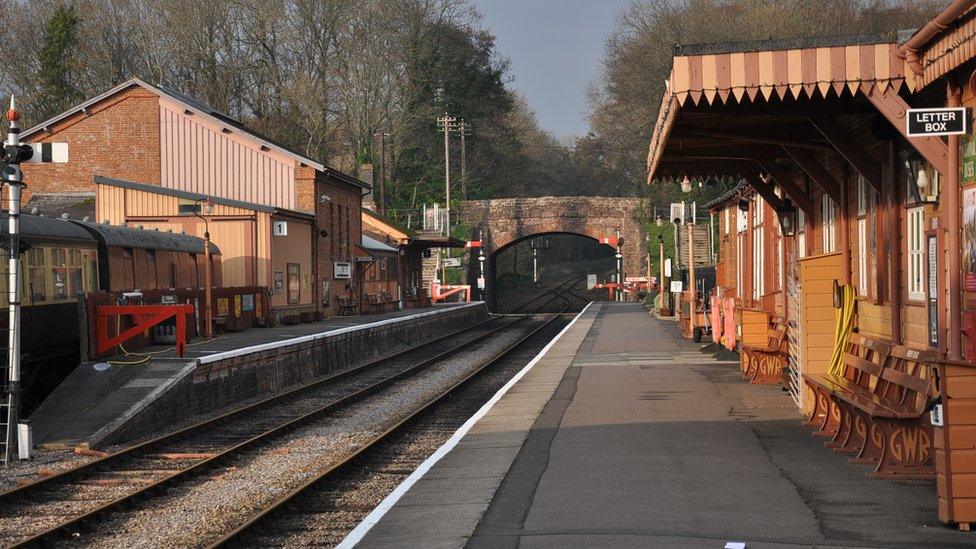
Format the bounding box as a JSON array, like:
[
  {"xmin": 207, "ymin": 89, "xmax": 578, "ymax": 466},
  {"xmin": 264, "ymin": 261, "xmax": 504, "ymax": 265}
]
[
  {"xmin": 273, "ymin": 270, "xmax": 284, "ymax": 294},
  {"xmin": 217, "ymin": 297, "xmax": 229, "ymax": 317},
  {"xmin": 477, "ymin": 276, "xmax": 485, "ymax": 289},
  {"xmin": 234, "ymin": 294, "xmax": 242, "ymax": 317},
  {"xmin": 333, "ymin": 262, "xmax": 352, "ymax": 279},
  {"xmin": 272, "ymin": 220, "xmax": 288, "ymax": 237},
  {"xmin": 670, "ymin": 281, "xmax": 683, "ymax": 293},
  {"xmin": 626, "ymin": 276, "xmax": 649, "ymax": 283},
  {"xmin": 931, "ymin": 403, "xmax": 945, "ymax": 427},
  {"xmin": 586, "ymin": 274, "xmax": 597, "ymax": 290},
  {"xmin": 242, "ymin": 294, "xmax": 254, "ymax": 312},
  {"xmin": 907, "ymin": 107, "xmax": 968, "ymax": 137},
  {"xmin": 354, "ymin": 256, "xmax": 375, "ymax": 263},
  {"xmin": 442, "ymin": 258, "xmax": 461, "ymax": 267},
  {"xmin": 664, "ymin": 258, "xmax": 672, "ymax": 277}
]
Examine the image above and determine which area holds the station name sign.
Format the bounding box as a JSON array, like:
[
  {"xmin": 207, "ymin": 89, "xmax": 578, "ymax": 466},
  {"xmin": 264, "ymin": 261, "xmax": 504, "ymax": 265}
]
[{"xmin": 906, "ymin": 107, "xmax": 968, "ymax": 137}]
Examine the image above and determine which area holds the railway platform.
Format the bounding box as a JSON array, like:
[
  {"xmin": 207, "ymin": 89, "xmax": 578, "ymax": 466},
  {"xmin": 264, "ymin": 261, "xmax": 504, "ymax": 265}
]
[
  {"xmin": 355, "ymin": 302, "xmax": 972, "ymax": 548},
  {"xmin": 29, "ymin": 303, "xmax": 485, "ymax": 449}
]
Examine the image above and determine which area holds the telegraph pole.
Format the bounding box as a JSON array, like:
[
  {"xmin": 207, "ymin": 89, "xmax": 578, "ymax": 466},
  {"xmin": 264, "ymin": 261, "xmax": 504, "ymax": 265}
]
[
  {"xmin": 459, "ymin": 120, "xmax": 470, "ymax": 200},
  {"xmin": 436, "ymin": 114, "xmax": 458, "ymax": 232},
  {"xmin": 374, "ymin": 131, "xmax": 389, "ymax": 215}
]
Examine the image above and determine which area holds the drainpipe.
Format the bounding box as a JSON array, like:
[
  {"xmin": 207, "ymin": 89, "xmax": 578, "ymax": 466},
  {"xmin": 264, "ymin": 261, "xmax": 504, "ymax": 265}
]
[
  {"xmin": 888, "ymin": 140, "xmax": 902, "ymax": 345},
  {"xmin": 900, "ymin": 0, "xmax": 976, "ymax": 75},
  {"xmin": 840, "ymin": 166, "xmax": 852, "ymax": 286},
  {"xmin": 947, "ymin": 77, "xmax": 964, "ymax": 360}
]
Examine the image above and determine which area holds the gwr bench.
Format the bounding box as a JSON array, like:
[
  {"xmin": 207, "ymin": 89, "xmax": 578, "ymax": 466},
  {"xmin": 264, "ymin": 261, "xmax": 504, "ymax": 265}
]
[
  {"xmin": 365, "ymin": 291, "xmax": 398, "ymax": 314},
  {"xmin": 803, "ymin": 333, "xmax": 940, "ymax": 479},
  {"xmin": 740, "ymin": 316, "xmax": 789, "ymax": 384},
  {"xmin": 337, "ymin": 295, "xmax": 358, "ymax": 316}
]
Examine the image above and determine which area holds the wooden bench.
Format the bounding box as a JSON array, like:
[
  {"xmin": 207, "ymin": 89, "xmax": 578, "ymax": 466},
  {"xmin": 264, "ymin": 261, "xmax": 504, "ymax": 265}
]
[
  {"xmin": 803, "ymin": 334, "xmax": 891, "ymax": 449},
  {"xmin": 803, "ymin": 334, "xmax": 940, "ymax": 479},
  {"xmin": 337, "ymin": 295, "xmax": 358, "ymax": 316},
  {"xmin": 740, "ymin": 316, "xmax": 789, "ymax": 384},
  {"xmin": 834, "ymin": 345, "xmax": 940, "ymax": 479}
]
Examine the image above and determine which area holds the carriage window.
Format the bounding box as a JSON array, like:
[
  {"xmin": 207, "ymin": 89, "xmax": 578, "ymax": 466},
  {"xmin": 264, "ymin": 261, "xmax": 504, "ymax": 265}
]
[
  {"xmin": 147, "ymin": 250, "xmax": 158, "ymax": 290},
  {"xmin": 169, "ymin": 263, "xmax": 177, "ymax": 289},
  {"xmin": 51, "ymin": 248, "xmax": 68, "ymax": 300},
  {"xmin": 189, "ymin": 254, "xmax": 199, "ymax": 289},
  {"xmin": 27, "ymin": 247, "xmax": 46, "ymax": 302},
  {"xmin": 67, "ymin": 249, "xmax": 83, "ymax": 298},
  {"xmin": 121, "ymin": 248, "xmax": 135, "ymax": 291}
]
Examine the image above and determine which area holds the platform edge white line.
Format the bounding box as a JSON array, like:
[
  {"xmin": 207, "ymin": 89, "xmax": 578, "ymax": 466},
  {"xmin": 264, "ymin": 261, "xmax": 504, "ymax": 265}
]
[{"xmin": 336, "ymin": 302, "xmax": 593, "ymax": 549}]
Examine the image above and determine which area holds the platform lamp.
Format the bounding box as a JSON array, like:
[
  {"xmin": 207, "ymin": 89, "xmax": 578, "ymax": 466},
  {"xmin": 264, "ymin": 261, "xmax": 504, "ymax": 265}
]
[
  {"xmin": 193, "ymin": 197, "xmax": 215, "ymax": 338},
  {"xmin": 775, "ymin": 199, "xmax": 798, "ymax": 237}
]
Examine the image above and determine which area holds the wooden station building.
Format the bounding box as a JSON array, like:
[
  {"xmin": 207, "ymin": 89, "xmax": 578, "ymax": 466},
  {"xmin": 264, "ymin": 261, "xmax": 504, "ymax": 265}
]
[{"xmin": 646, "ymin": 2, "xmax": 976, "ymax": 528}]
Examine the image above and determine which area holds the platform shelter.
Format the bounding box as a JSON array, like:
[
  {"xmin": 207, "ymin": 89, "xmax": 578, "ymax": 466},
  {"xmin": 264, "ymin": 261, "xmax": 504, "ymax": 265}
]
[{"xmin": 646, "ymin": 4, "xmax": 976, "ymax": 528}]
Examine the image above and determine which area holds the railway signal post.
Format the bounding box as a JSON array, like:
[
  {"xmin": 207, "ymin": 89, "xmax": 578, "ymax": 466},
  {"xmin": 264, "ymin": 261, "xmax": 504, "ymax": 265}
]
[{"xmin": 2, "ymin": 97, "xmax": 68, "ymax": 465}]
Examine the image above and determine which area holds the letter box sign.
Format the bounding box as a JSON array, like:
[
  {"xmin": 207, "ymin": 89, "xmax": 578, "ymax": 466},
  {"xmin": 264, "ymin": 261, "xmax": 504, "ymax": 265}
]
[
  {"xmin": 333, "ymin": 261, "xmax": 352, "ymax": 279},
  {"xmin": 906, "ymin": 108, "xmax": 968, "ymax": 137}
]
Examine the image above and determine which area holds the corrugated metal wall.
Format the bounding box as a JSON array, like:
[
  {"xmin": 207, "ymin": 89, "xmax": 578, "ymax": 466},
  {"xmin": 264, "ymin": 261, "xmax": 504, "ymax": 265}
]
[{"xmin": 158, "ymin": 97, "xmax": 297, "ymax": 210}]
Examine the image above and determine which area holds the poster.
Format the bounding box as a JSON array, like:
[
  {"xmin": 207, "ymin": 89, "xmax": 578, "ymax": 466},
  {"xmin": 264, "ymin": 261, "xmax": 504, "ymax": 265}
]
[
  {"xmin": 963, "ymin": 133, "xmax": 976, "ymax": 185},
  {"xmin": 234, "ymin": 294, "xmax": 242, "ymax": 316},
  {"xmin": 964, "ymin": 187, "xmax": 976, "ymax": 292},
  {"xmin": 217, "ymin": 297, "xmax": 229, "ymax": 317},
  {"xmin": 242, "ymin": 294, "xmax": 254, "ymax": 312},
  {"xmin": 273, "ymin": 270, "xmax": 284, "ymax": 294}
]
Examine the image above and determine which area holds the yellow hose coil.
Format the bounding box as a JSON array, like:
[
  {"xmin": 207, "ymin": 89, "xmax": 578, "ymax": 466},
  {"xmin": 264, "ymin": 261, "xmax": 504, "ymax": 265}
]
[{"xmin": 826, "ymin": 284, "xmax": 857, "ymax": 376}]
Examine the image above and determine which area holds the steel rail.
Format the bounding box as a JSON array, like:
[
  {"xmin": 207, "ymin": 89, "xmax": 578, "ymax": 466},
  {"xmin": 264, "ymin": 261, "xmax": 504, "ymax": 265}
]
[
  {"xmin": 210, "ymin": 304, "xmax": 572, "ymax": 548},
  {"xmin": 504, "ymin": 275, "xmax": 586, "ymax": 314},
  {"xmin": 0, "ymin": 311, "xmax": 504, "ymax": 507},
  {"xmin": 4, "ymin": 301, "xmax": 568, "ymax": 548}
]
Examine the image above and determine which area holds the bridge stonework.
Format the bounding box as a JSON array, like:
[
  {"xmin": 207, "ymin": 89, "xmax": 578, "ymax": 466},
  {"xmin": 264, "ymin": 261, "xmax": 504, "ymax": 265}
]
[{"xmin": 459, "ymin": 196, "xmax": 648, "ymax": 279}]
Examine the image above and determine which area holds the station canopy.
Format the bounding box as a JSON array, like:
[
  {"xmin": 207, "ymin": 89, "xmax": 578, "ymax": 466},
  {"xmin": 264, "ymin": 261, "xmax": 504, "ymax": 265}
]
[{"xmin": 645, "ymin": 34, "xmax": 951, "ymax": 215}]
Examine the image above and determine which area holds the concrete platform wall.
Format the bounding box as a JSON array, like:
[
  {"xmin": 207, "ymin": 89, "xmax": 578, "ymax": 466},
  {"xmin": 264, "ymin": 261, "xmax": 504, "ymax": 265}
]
[{"xmin": 101, "ymin": 304, "xmax": 489, "ymax": 446}]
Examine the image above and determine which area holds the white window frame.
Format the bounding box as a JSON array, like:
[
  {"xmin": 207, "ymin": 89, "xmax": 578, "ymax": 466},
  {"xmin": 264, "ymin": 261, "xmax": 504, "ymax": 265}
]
[
  {"xmin": 752, "ymin": 197, "xmax": 765, "ymax": 300},
  {"xmin": 822, "ymin": 195, "xmax": 837, "ymax": 253},
  {"xmin": 857, "ymin": 218, "xmax": 868, "ymax": 295},
  {"xmin": 797, "ymin": 208, "xmax": 807, "ymax": 259},
  {"xmin": 907, "ymin": 206, "xmax": 926, "ymax": 301}
]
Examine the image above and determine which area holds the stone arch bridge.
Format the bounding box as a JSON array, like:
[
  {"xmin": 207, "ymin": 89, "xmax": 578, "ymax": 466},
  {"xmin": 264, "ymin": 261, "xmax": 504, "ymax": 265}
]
[{"xmin": 459, "ymin": 196, "xmax": 648, "ymax": 287}]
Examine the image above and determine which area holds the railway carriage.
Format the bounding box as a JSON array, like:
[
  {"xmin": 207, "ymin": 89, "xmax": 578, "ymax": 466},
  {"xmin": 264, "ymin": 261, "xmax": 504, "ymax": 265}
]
[{"xmin": 1, "ymin": 213, "xmax": 221, "ymax": 413}]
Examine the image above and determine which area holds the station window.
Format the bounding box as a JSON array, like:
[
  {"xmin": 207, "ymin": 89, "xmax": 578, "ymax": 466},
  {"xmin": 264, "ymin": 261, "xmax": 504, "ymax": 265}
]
[
  {"xmin": 856, "ymin": 175, "xmax": 876, "ymax": 298},
  {"xmin": 122, "ymin": 248, "xmax": 136, "ymax": 291},
  {"xmin": 907, "ymin": 206, "xmax": 926, "ymax": 301},
  {"xmin": 821, "ymin": 195, "xmax": 837, "ymax": 253},
  {"xmin": 752, "ymin": 196, "xmax": 764, "ymax": 300},
  {"xmin": 797, "ymin": 208, "xmax": 807, "ymax": 259},
  {"xmin": 26, "ymin": 247, "xmax": 46, "ymax": 302},
  {"xmin": 177, "ymin": 198, "xmax": 201, "ymax": 215}
]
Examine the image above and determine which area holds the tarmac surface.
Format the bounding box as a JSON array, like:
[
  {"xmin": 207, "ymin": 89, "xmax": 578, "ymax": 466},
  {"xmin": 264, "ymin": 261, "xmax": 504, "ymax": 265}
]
[{"xmin": 359, "ymin": 302, "xmax": 974, "ymax": 548}]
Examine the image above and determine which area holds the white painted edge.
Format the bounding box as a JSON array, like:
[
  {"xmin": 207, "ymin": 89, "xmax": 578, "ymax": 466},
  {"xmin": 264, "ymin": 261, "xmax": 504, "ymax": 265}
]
[
  {"xmin": 197, "ymin": 303, "xmax": 483, "ymax": 365},
  {"xmin": 337, "ymin": 301, "xmax": 594, "ymax": 549}
]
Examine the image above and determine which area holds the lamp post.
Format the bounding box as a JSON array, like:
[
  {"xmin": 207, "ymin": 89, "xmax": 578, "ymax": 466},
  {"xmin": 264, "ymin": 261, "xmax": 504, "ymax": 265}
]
[
  {"xmin": 193, "ymin": 197, "xmax": 214, "ymax": 339},
  {"xmin": 658, "ymin": 235, "xmax": 666, "ymax": 313}
]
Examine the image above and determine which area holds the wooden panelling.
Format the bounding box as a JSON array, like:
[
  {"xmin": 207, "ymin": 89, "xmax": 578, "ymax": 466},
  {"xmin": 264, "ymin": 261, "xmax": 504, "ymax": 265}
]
[
  {"xmin": 159, "ymin": 98, "xmax": 298, "ymax": 211},
  {"xmin": 740, "ymin": 309, "xmax": 770, "ymax": 347},
  {"xmin": 800, "ymin": 252, "xmax": 843, "ymax": 383}
]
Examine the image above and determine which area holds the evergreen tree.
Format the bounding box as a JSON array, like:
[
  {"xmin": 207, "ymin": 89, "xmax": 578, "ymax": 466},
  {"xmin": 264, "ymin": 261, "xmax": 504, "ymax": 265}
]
[{"xmin": 37, "ymin": 4, "xmax": 82, "ymax": 119}]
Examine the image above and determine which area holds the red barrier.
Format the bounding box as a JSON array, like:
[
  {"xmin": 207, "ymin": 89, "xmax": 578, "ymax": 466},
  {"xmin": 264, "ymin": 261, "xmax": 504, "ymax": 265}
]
[{"xmin": 96, "ymin": 304, "xmax": 195, "ymax": 358}]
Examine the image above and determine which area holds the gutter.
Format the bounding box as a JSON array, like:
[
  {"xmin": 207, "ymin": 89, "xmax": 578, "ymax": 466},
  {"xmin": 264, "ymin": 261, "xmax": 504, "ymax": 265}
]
[{"xmin": 900, "ymin": 0, "xmax": 976, "ymax": 75}]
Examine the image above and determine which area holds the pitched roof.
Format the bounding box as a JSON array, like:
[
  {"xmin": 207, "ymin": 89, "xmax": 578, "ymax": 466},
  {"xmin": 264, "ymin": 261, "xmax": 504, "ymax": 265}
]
[
  {"xmin": 25, "ymin": 192, "xmax": 96, "ymax": 220},
  {"xmin": 23, "ymin": 77, "xmax": 335, "ymax": 175}
]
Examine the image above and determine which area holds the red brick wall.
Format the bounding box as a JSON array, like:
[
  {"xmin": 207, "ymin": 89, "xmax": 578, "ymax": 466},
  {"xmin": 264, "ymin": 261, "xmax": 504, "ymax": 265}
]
[
  {"xmin": 21, "ymin": 85, "xmax": 161, "ymax": 203},
  {"xmin": 314, "ymin": 173, "xmax": 363, "ymax": 316}
]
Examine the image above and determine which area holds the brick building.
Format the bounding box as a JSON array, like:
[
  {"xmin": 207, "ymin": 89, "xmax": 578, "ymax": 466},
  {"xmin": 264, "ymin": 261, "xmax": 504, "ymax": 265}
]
[{"xmin": 21, "ymin": 77, "xmax": 367, "ymax": 318}]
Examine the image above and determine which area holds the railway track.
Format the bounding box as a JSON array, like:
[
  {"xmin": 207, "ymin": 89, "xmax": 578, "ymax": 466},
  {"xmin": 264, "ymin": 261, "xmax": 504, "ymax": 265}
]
[
  {"xmin": 505, "ymin": 275, "xmax": 587, "ymax": 314},
  {"xmin": 0, "ymin": 299, "xmax": 565, "ymax": 548},
  {"xmin": 210, "ymin": 304, "xmax": 572, "ymax": 547}
]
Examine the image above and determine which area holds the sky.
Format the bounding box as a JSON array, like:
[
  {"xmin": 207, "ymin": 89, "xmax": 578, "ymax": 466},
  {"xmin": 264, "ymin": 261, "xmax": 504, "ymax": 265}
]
[{"xmin": 471, "ymin": 0, "xmax": 632, "ymax": 140}]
